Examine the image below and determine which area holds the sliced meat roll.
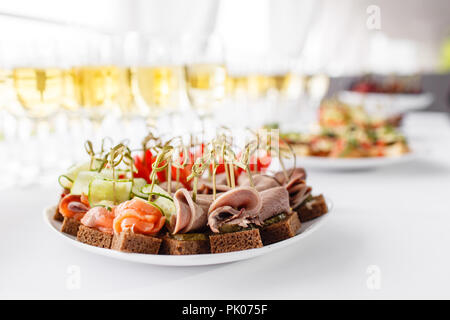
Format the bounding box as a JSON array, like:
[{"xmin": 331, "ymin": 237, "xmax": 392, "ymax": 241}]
[
  {"xmin": 285, "ymin": 177, "xmax": 312, "ymax": 209},
  {"xmin": 197, "ymin": 181, "xmax": 231, "ymax": 195},
  {"xmin": 256, "ymin": 186, "xmax": 291, "ymax": 223},
  {"xmin": 159, "ymin": 181, "xmax": 185, "ymax": 193},
  {"xmin": 274, "ymin": 167, "xmax": 307, "ymax": 185},
  {"xmin": 171, "ymin": 188, "xmax": 208, "ymax": 234},
  {"xmin": 237, "ymin": 174, "xmax": 280, "ymax": 192},
  {"xmin": 208, "ymin": 187, "xmax": 262, "ymax": 233}
]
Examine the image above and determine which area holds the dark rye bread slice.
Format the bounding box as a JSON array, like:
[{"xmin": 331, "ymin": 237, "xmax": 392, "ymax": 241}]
[
  {"xmin": 61, "ymin": 217, "xmax": 82, "ymax": 236},
  {"xmin": 296, "ymin": 194, "xmax": 328, "ymax": 222},
  {"xmin": 260, "ymin": 213, "xmax": 302, "ymax": 246},
  {"xmin": 77, "ymin": 225, "xmax": 113, "ymax": 249},
  {"xmin": 160, "ymin": 236, "xmax": 210, "ymax": 255},
  {"xmin": 53, "ymin": 206, "xmax": 64, "ymax": 222},
  {"xmin": 111, "ymin": 229, "xmax": 162, "ymax": 254},
  {"xmin": 209, "ymin": 229, "xmax": 263, "ymax": 254},
  {"xmin": 54, "ymin": 191, "xmax": 68, "ymax": 221},
  {"xmin": 53, "ymin": 197, "xmax": 64, "ymax": 221}
]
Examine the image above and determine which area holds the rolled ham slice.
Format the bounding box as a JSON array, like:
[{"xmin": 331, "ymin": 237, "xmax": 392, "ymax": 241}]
[
  {"xmin": 197, "ymin": 172, "xmax": 232, "ymax": 194},
  {"xmin": 208, "ymin": 187, "xmax": 262, "ymax": 233},
  {"xmin": 256, "ymin": 187, "xmax": 291, "ymax": 223},
  {"xmin": 197, "ymin": 181, "xmax": 231, "ymax": 194},
  {"xmin": 172, "ymin": 188, "xmax": 208, "ymax": 234},
  {"xmin": 274, "ymin": 168, "xmax": 307, "ymax": 185},
  {"xmin": 215, "ymin": 173, "xmax": 229, "ymax": 186},
  {"xmin": 237, "ymin": 174, "xmax": 280, "ymax": 191},
  {"xmin": 159, "ymin": 181, "xmax": 186, "ymax": 193},
  {"xmin": 273, "ymin": 167, "xmax": 311, "ymax": 209},
  {"xmin": 285, "ymin": 177, "xmax": 312, "ymax": 209},
  {"xmin": 195, "ymin": 193, "xmax": 215, "ymax": 213}
]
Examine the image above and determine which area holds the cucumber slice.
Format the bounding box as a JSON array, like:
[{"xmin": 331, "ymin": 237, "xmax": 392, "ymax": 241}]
[
  {"xmin": 70, "ymin": 171, "xmax": 99, "ymax": 195},
  {"xmin": 59, "ymin": 162, "xmax": 91, "ymax": 190},
  {"xmin": 98, "ymin": 168, "xmax": 131, "ymax": 180},
  {"xmin": 70, "ymin": 169, "xmax": 133, "ymax": 196},
  {"xmin": 140, "ymin": 184, "xmax": 176, "ymax": 221},
  {"xmin": 66, "ymin": 162, "xmax": 90, "ymax": 178},
  {"xmin": 61, "ymin": 160, "xmax": 104, "ymax": 189},
  {"xmin": 88, "ymin": 178, "xmax": 133, "ymax": 206},
  {"xmin": 131, "ymin": 178, "xmax": 148, "ymax": 199},
  {"xmin": 155, "ymin": 196, "xmax": 176, "ymax": 226},
  {"xmin": 141, "ymin": 184, "xmax": 173, "ymax": 201},
  {"xmin": 92, "ymin": 200, "xmax": 115, "ymax": 210},
  {"xmin": 58, "ymin": 175, "xmax": 73, "ymax": 189}
]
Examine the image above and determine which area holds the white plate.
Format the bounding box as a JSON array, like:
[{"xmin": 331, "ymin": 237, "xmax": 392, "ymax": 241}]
[
  {"xmin": 286, "ymin": 152, "xmax": 417, "ymax": 171},
  {"xmin": 338, "ymin": 91, "xmax": 434, "ymax": 115},
  {"xmin": 43, "ymin": 201, "xmax": 332, "ymax": 266}
]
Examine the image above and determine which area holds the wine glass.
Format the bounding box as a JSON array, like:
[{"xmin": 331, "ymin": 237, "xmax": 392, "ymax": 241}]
[
  {"xmin": 65, "ymin": 34, "xmax": 120, "ymax": 146},
  {"xmin": 183, "ymin": 34, "xmax": 227, "ymax": 136},
  {"xmin": 5, "ymin": 37, "xmax": 64, "ymax": 184},
  {"xmin": 115, "ymin": 33, "xmax": 139, "ymax": 122},
  {"xmin": 0, "ymin": 52, "xmax": 14, "ymax": 189},
  {"xmin": 134, "ymin": 34, "xmax": 185, "ymax": 134}
]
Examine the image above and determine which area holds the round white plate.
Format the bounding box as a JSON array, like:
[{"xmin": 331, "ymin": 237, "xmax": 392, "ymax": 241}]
[
  {"xmin": 338, "ymin": 91, "xmax": 434, "ymax": 115},
  {"xmin": 43, "ymin": 201, "xmax": 332, "ymax": 266},
  {"xmin": 286, "ymin": 152, "xmax": 417, "ymax": 171}
]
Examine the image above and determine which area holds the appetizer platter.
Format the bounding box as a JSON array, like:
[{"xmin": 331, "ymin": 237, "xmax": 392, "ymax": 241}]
[
  {"xmin": 277, "ymin": 100, "xmax": 415, "ymax": 170},
  {"xmin": 338, "ymin": 90, "xmax": 434, "ymax": 114},
  {"xmin": 45, "ymin": 132, "xmax": 330, "ymax": 266},
  {"xmin": 348, "ymin": 75, "xmax": 424, "ymax": 95},
  {"xmin": 339, "ymin": 75, "xmax": 433, "ymax": 113}
]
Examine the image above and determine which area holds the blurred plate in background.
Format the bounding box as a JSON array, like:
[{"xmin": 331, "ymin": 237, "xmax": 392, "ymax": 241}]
[
  {"xmin": 338, "ymin": 91, "xmax": 434, "ymax": 115},
  {"xmin": 279, "ymin": 151, "xmax": 418, "ymax": 171}
]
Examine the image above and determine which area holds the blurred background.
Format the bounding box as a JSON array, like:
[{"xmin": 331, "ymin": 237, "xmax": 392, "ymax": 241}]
[{"xmin": 0, "ymin": 0, "xmax": 449, "ymax": 188}]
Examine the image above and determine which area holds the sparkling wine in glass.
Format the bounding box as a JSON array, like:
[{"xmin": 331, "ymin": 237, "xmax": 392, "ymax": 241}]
[{"xmin": 183, "ymin": 34, "xmax": 227, "ymax": 134}]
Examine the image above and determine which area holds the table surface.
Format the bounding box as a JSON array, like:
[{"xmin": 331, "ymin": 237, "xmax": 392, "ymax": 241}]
[{"xmin": 1, "ymin": 111, "xmax": 450, "ymax": 300}]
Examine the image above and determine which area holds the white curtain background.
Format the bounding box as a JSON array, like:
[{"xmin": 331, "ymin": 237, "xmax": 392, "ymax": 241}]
[
  {"xmin": 132, "ymin": 0, "xmax": 219, "ymax": 37},
  {"xmin": 0, "ymin": 0, "xmax": 132, "ymax": 32},
  {"xmin": 268, "ymin": 0, "xmax": 320, "ymax": 59},
  {"xmin": 214, "ymin": 0, "xmax": 449, "ymax": 75},
  {"xmin": 0, "ymin": 0, "xmax": 448, "ymax": 74}
]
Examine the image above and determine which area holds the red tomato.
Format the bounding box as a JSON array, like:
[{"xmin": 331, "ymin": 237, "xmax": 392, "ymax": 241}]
[
  {"xmin": 134, "ymin": 149, "xmax": 154, "ymax": 183},
  {"xmin": 153, "ymin": 151, "xmax": 195, "ymax": 188},
  {"xmin": 236, "ymin": 151, "xmax": 272, "ymax": 176},
  {"xmin": 360, "ymin": 142, "xmax": 371, "ymax": 150},
  {"xmin": 329, "ymin": 139, "xmax": 345, "ymax": 157},
  {"xmin": 209, "ymin": 157, "xmax": 227, "ymax": 175},
  {"xmin": 170, "ymin": 164, "xmax": 193, "ymax": 188}
]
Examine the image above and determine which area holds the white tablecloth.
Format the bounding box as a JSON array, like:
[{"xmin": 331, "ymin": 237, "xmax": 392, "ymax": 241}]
[{"xmin": 1, "ymin": 112, "xmax": 450, "ymax": 299}]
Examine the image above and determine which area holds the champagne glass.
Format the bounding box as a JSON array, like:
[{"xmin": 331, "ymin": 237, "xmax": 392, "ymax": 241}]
[
  {"xmin": 66, "ymin": 34, "xmax": 120, "ymax": 146},
  {"xmin": 5, "ymin": 38, "xmax": 64, "ymax": 184},
  {"xmin": 134, "ymin": 34, "xmax": 185, "ymax": 133},
  {"xmin": 183, "ymin": 34, "xmax": 227, "ymax": 136},
  {"xmin": 0, "ymin": 56, "xmax": 13, "ymax": 189},
  {"xmin": 116, "ymin": 34, "xmax": 138, "ymax": 122}
]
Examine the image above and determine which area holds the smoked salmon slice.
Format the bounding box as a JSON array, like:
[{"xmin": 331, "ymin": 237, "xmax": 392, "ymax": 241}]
[
  {"xmin": 113, "ymin": 198, "xmax": 165, "ymax": 236},
  {"xmin": 59, "ymin": 194, "xmax": 90, "ymax": 220},
  {"xmin": 81, "ymin": 206, "xmax": 116, "ymax": 234}
]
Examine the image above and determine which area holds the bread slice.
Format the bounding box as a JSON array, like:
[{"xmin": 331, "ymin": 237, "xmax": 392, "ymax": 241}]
[
  {"xmin": 77, "ymin": 225, "xmax": 113, "ymax": 249},
  {"xmin": 209, "ymin": 229, "xmax": 263, "ymax": 254},
  {"xmin": 53, "ymin": 206, "xmax": 64, "ymax": 221},
  {"xmin": 297, "ymin": 194, "xmax": 328, "ymax": 222},
  {"xmin": 61, "ymin": 217, "xmax": 81, "ymax": 236},
  {"xmin": 53, "ymin": 198, "xmax": 64, "ymax": 221},
  {"xmin": 260, "ymin": 213, "xmax": 301, "ymax": 245},
  {"xmin": 111, "ymin": 229, "xmax": 162, "ymax": 254},
  {"xmin": 160, "ymin": 235, "xmax": 210, "ymax": 255}
]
